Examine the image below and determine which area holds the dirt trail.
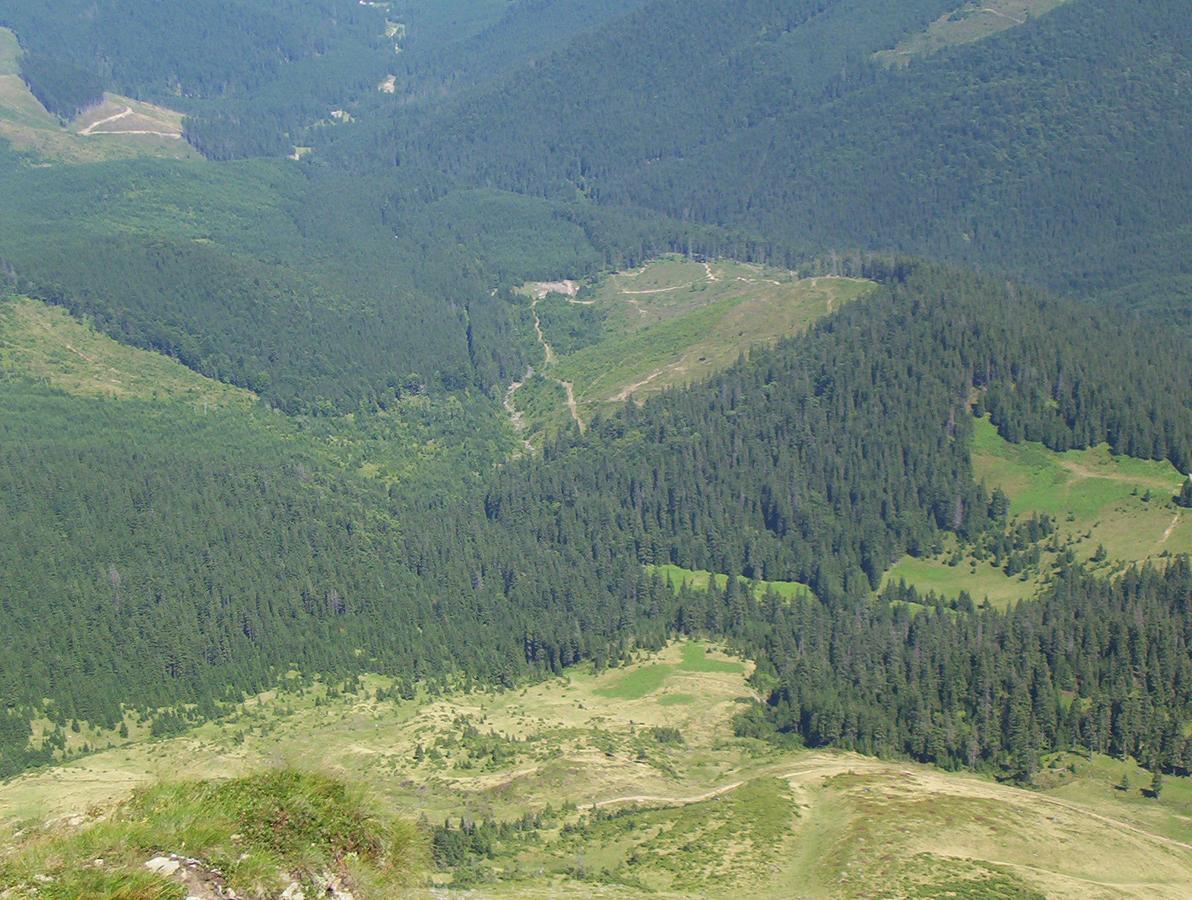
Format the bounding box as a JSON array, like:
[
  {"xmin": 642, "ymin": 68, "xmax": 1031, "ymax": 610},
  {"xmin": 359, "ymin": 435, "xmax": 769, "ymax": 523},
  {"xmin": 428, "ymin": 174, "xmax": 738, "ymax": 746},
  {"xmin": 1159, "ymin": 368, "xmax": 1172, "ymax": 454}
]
[
  {"xmin": 503, "ymin": 296, "xmax": 584, "ymax": 437},
  {"xmin": 979, "ymin": 7, "xmax": 1026, "ymax": 25},
  {"xmin": 1057, "ymin": 457, "xmax": 1160, "ymax": 485},
  {"xmin": 558, "ymin": 378, "xmax": 583, "ymax": 432},
  {"xmin": 503, "ymin": 366, "xmax": 535, "ymax": 452},
  {"xmin": 101, "ymin": 129, "xmax": 182, "ymax": 138},
  {"xmin": 608, "ymin": 364, "xmax": 672, "ymax": 403},
  {"xmin": 62, "ymin": 342, "xmax": 97, "ymax": 364},
  {"xmin": 1160, "ymin": 511, "xmax": 1181, "ymax": 545},
  {"xmin": 530, "ymin": 296, "xmax": 556, "ymax": 364},
  {"xmin": 530, "ymin": 295, "xmax": 584, "ymax": 431},
  {"xmin": 80, "ymin": 107, "xmax": 132, "ymax": 135},
  {"xmin": 586, "ymin": 781, "xmax": 743, "ymax": 809},
  {"xmin": 620, "ymin": 284, "xmax": 688, "ymax": 296}
]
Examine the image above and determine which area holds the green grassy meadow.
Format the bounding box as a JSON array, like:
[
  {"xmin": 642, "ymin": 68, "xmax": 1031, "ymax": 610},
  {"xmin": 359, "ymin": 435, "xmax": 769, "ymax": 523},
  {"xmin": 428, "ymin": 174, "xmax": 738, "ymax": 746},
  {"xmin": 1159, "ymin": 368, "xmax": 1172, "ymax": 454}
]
[
  {"xmin": 513, "ymin": 257, "xmax": 873, "ymax": 444},
  {"xmin": 883, "ymin": 416, "xmax": 1189, "ymax": 608},
  {"xmin": 874, "ymin": 1, "xmax": 1071, "ymax": 65},
  {"xmin": 647, "ymin": 563, "xmax": 814, "ymax": 602},
  {"xmin": 595, "ymin": 644, "xmax": 745, "ymax": 701},
  {"xmin": 0, "ymin": 295, "xmax": 253, "ymax": 408}
]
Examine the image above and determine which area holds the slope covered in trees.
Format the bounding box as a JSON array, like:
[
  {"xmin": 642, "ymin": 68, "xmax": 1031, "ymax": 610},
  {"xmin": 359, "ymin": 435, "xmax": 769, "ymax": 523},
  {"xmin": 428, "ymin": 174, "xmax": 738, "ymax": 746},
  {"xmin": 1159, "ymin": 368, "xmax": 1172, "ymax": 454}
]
[
  {"xmin": 0, "ymin": 0, "xmax": 1187, "ymax": 813},
  {"xmin": 0, "ymin": 146, "xmax": 544, "ymax": 412},
  {"xmin": 392, "ymin": 262, "xmax": 1191, "ymax": 773},
  {"xmin": 17, "ymin": 52, "xmax": 102, "ymax": 120},
  {"xmin": 0, "ymin": 0, "xmax": 395, "ymax": 158},
  {"xmin": 378, "ymin": 0, "xmax": 1190, "ymax": 319},
  {"xmin": 1, "ymin": 255, "xmax": 1188, "ymax": 786}
]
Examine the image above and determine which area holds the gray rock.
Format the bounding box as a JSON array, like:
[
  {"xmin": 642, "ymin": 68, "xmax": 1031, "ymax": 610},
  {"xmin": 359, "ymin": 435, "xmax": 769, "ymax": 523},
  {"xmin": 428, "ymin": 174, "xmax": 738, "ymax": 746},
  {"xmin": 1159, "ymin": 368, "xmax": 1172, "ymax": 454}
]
[{"xmin": 145, "ymin": 856, "xmax": 181, "ymax": 877}]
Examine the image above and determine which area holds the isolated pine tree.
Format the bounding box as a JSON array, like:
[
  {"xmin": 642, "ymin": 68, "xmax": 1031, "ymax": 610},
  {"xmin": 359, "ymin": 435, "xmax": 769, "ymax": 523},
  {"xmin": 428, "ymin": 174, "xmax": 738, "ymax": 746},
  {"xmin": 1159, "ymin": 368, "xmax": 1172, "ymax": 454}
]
[{"xmin": 1149, "ymin": 769, "xmax": 1164, "ymax": 799}]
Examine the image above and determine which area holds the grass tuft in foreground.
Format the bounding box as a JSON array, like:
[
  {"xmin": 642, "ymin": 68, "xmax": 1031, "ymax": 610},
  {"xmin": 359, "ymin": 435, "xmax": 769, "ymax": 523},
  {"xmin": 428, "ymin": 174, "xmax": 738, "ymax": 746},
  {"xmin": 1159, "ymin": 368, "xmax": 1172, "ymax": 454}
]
[{"xmin": 0, "ymin": 770, "xmax": 427, "ymax": 898}]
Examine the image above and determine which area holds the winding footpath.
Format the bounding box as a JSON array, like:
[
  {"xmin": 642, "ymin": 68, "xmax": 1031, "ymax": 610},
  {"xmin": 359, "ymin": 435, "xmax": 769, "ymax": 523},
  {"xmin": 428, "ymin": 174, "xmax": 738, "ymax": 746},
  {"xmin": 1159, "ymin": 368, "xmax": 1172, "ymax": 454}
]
[{"xmin": 503, "ymin": 291, "xmax": 585, "ymax": 445}]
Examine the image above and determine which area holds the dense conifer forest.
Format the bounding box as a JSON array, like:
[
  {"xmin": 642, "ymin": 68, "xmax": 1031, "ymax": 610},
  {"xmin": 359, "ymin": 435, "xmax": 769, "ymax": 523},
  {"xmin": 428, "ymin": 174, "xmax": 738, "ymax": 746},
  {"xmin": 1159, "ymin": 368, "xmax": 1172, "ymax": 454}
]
[
  {"xmin": 2, "ymin": 262, "xmax": 1188, "ymax": 781},
  {"xmin": 374, "ymin": 0, "xmax": 1190, "ymax": 317},
  {"xmin": 0, "ymin": 0, "xmax": 1188, "ymax": 853}
]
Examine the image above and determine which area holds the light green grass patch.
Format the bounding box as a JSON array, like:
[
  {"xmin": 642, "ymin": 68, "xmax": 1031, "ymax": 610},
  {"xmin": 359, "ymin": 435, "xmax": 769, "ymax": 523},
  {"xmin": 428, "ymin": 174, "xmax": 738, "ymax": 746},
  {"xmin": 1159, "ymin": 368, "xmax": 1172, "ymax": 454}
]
[
  {"xmin": 558, "ymin": 265, "xmax": 872, "ymax": 410},
  {"xmin": 0, "ymin": 295, "xmax": 256, "ymax": 408},
  {"xmin": 883, "ymin": 417, "xmax": 1189, "ymax": 607},
  {"xmin": 519, "ymin": 256, "xmax": 872, "ymax": 435},
  {"xmin": 648, "ymin": 562, "xmax": 814, "ymax": 602},
  {"xmin": 1037, "ymin": 751, "xmax": 1192, "ymax": 844},
  {"xmin": 679, "ymin": 643, "xmax": 744, "ymax": 674},
  {"xmin": 594, "ymin": 664, "xmax": 674, "ymax": 700},
  {"xmin": 0, "ymin": 27, "xmax": 21, "ymax": 75},
  {"xmin": 881, "ymin": 539, "xmax": 1039, "ymax": 610},
  {"xmin": 874, "ymin": 1, "xmax": 1071, "ymax": 65},
  {"xmin": 971, "ymin": 416, "xmax": 1188, "ymax": 561}
]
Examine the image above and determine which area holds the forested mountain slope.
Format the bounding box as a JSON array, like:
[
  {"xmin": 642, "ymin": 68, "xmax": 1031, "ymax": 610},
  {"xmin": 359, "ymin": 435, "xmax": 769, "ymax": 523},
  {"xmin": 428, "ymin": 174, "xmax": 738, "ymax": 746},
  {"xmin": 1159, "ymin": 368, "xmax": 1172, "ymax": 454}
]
[
  {"xmin": 394, "ymin": 262, "xmax": 1192, "ymax": 771},
  {"xmin": 0, "ymin": 294, "xmax": 522, "ymax": 776},
  {"xmin": 0, "ymin": 8, "xmax": 1188, "ymax": 892},
  {"xmin": 0, "ymin": 0, "xmax": 395, "ymax": 157},
  {"xmin": 0, "ymin": 145, "xmax": 542, "ymax": 411},
  {"xmin": 383, "ymin": 0, "xmax": 1190, "ymax": 317},
  {"xmin": 5, "ymin": 261, "xmax": 1186, "ymax": 783},
  {"xmin": 0, "ymin": 0, "xmax": 1185, "ymax": 422},
  {"xmin": 4, "ymin": 0, "xmax": 1186, "ymax": 321},
  {"xmin": 387, "ymin": 0, "xmax": 652, "ymax": 100}
]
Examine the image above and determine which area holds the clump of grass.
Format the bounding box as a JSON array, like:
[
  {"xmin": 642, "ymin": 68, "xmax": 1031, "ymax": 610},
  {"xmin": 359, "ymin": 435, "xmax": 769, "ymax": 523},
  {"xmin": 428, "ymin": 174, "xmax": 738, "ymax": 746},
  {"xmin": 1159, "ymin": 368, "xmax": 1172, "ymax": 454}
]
[{"xmin": 0, "ymin": 769, "xmax": 428, "ymax": 898}]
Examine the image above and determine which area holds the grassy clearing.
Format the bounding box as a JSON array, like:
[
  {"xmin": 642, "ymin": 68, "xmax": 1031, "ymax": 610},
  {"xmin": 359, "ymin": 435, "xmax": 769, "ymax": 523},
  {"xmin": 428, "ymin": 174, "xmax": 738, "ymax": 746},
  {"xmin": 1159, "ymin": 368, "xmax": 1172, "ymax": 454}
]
[
  {"xmin": 648, "ymin": 562, "xmax": 814, "ymax": 602},
  {"xmin": 593, "ymin": 644, "xmax": 744, "ymax": 701},
  {"xmin": 874, "ymin": 1, "xmax": 1071, "ymax": 65},
  {"xmin": 882, "ymin": 539, "xmax": 1039, "ymax": 609},
  {"xmin": 0, "ymin": 295, "xmax": 254, "ymax": 408},
  {"xmin": 72, "ymin": 94, "xmax": 185, "ymax": 139},
  {"xmin": 1036, "ymin": 751, "xmax": 1192, "ymax": 844},
  {"xmin": 514, "ymin": 257, "xmax": 872, "ymax": 437},
  {"xmin": 595, "ymin": 665, "xmax": 675, "ymax": 700},
  {"xmin": 0, "ymin": 643, "xmax": 1188, "ymax": 897},
  {"xmin": 0, "ymin": 27, "xmax": 21, "ymax": 75},
  {"xmin": 970, "ymin": 417, "xmax": 1187, "ymax": 559},
  {"xmin": 559, "ymin": 263, "xmax": 871, "ymax": 408},
  {"xmin": 883, "ymin": 416, "xmax": 1189, "ymax": 608}
]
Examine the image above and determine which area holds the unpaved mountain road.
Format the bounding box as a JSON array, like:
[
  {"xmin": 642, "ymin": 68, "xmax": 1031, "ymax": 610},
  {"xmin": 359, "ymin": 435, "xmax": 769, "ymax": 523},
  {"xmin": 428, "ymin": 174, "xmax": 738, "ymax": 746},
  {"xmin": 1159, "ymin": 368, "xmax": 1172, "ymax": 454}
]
[{"xmin": 80, "ymin": 105, "xmax": 181, "ymax": 138}]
